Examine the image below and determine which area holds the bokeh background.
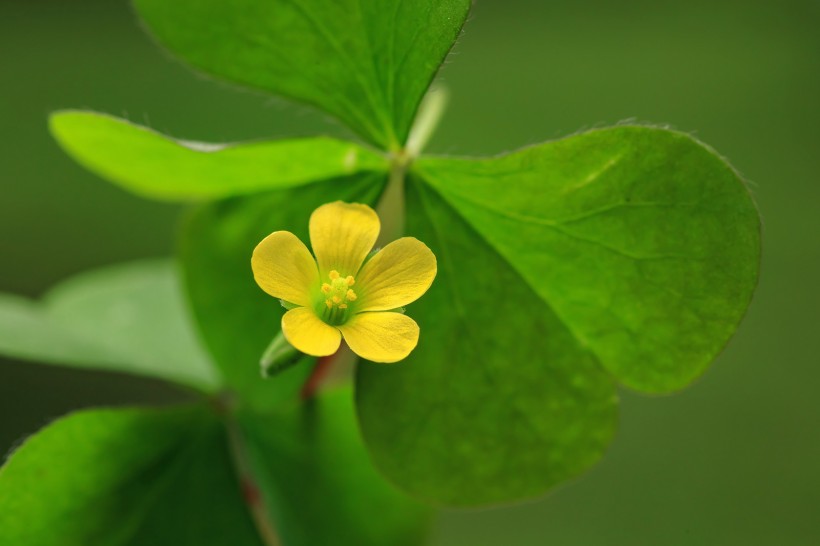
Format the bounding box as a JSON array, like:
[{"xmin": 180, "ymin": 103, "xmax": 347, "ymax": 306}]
[{"xmin": 2, "ymin": 0, "xmax": 818, "ymax": 544}]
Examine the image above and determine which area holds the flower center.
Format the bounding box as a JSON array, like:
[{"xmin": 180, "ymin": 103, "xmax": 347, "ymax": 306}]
[{"xmin": 319, "ymin": 270, "xmax": 357, "ymax": 325}]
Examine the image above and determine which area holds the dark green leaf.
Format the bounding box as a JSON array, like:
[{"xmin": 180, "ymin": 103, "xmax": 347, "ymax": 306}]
[
  {"xmin": 356, "ymin": 178, "xmax": 619, "ymax": 506},
  {"xmin": 179, "ymin": 174, "xmax": 386, "ymax": 410},
  {"xmin": 241, "ymin": 387, "xmax": 432, "ymax": 546},
  {"xmin": 50, "ymin": 111, "xmax": 387, "ymax": 201},
  {"xmin": 0, "ymin": 395, "xmax": 431, "ymax": 545},
  {"xmin": 416, "ymin": 126, "xmax": 760, "ymax": 392},
  {"xmin": 132, "ymin": 0, "xmax": 471, "ymax": 148},
  {"xmin": 0, "ymin": 406, "xmax": 262, "ymax": 546},
  {"xmin": 0, "ymin": 260, "xmax": 218, "ymax": 392}
]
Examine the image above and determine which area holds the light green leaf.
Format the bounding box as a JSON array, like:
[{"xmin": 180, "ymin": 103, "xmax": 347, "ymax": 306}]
[
  {"xmin": 0, "ymin": 406, "xmax": 262, "ymax": 546},
  {"xmin": 132, "ymin": 0, "xmax": 472, "ymax": 149},
  {"xmin": 241, "ymin": 388, "xmax": 431, "ymax": 546},
  {"xmin": 355, "ymin": 126, "xmax": 759, "ymax": 506},
  {"xmin": 50, "ymin": 110, "xmax": 387, "ymax": 201},
  {"xmin": 356, "ymin": 178, "xmax": 619, "ymax": 507},
  {"xmin": 0, "ymin": 260, "xmax": 219, "ymax": 392},
  {"xmin": 416, "ymin": 126, "xmax": 760, "ymax": 393},
  {"xmin": 179, "ymin": 173, "xmax": 386, "ymax": 410}
]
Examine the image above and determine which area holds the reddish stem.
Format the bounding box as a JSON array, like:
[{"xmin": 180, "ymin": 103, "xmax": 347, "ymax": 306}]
[{"xmin": 300, "ymin": 352, "xmax": 337, "ymax": 400}]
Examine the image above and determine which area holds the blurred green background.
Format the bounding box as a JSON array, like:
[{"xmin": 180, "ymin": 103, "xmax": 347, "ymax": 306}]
[{"xmin": 1, "ymin": 0, "xmax": 818, "ymax": 544}]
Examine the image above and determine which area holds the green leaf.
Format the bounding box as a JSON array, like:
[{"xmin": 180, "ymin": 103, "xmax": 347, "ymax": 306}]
[
  {"xmin": 132, "ymin": 0, "xmax": 472, "ymax": 149},
  {"xmin": 241, "ymin": 388, "xmax": 432, "ymax": 546},
  {"xmin": 355, "ymin": 126, "xmax": 759, "ymax": 506},
  {"xmin": 50, "ymin": 110, "xmax": 388, "ymax": 201},
  {"xmin": 0, "ymin": 395, "xmax": 431, "ymax": 545},
  {"xmin": 356, "ymin": 178, "xmax": 619, "ymax": 507},
  {"xmin": 0, "ymin": 260, "xmax": 219, "ymax": 392},
  {"xmin": 416, "ymin": 126, "xmax": 760, "ymax": 393},
  {"xmin": 0, "ymin": 406, "xmax": 262, "ymax": 546},
  {"xmin": 179, "ymin": 173, "xmax": 386, "ymax": 410}
]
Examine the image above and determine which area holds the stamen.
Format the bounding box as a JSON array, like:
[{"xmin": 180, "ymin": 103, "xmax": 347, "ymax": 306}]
[{"xmin": 319, "ymin": 271, "xmax": 358, "ymax": 324}]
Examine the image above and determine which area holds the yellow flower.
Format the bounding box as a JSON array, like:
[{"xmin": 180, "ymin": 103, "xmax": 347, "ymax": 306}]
[{"xmin": 251, "ymin": 201, "xmax": 437, "ymax": 363}]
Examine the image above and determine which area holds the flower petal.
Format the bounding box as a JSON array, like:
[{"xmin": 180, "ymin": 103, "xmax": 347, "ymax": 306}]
[
  {"xmin": 338, "ymin": 312, "xmax": 419, "ymax": 363},
  {"xmin": 309, "ymin": 201, "xmax": 380, "ymax": 277},
  {"xmin": 252, "ymin": 231, "xmax": 319, "ymax": 307},
  {"xmin": 281, "ymin": 307, "xmax": 341, "ymax": 357},
  {"xmin": 355, "ymin": 237, "xmax": 437, "ymax": 312}
]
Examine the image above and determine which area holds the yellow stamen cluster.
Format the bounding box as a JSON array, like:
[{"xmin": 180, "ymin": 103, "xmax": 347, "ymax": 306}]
[{"xmin": 321, "ymin": 270, "xmax": 357, "ymax": 310}]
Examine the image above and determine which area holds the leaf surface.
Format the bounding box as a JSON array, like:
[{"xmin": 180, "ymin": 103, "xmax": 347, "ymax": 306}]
[
  {"xmin": 50, "ymin": 111, "xmax": 387, "ymax": 201},
  {"xmin": 0, "ymin": 406, "xmax": 261, "ymax": 546},
  {"xmin": 0, "ymin": 260, "xmax": 218, "ymax": 392},
  {"xmin": 132, "ymin": 0, "xmax": 472, "ymax": 148},
  {"xmin": 356, "ymin": 178, "xmax": 619, "ymax": 506},
  {"xmin": 417, "ymin": 126, "xmax": 760, "ymax": 392},
  {"xmin": 355, "ymin": 127, "xmax": 760, "ymax": 505},
  {"xmin": 179, "ymin": 173, "xmax": 386, "ymax": 410},
  {"xmin": 0, "ymin": 395, "xmax": 431, "ymax": 545}
]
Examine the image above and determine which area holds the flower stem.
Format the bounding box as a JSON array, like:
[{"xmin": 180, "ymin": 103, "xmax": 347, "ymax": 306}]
[
  {"xmin": 300, "ymin": 353, "xmax": 336, "ymax": 400},
  {"xmin": 219, "ymin": 396, "xmax": 282, "ymax": 546}
]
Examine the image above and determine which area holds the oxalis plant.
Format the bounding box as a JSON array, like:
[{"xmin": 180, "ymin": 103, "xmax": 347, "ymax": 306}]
[{"xmin": 0, "ymin": 1, "xmax": 760, "ymax": 544}]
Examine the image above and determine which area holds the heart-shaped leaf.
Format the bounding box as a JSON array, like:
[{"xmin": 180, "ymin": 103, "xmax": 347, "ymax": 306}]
[
  {"xmin": 416, "ymin": 126, "xmax": 760, "ymax": 392},
  {"xmin": 132, "ymin": 0, "xmax": 471, "ymax": 148},
  {"xmin": 355, "ymin": 126, "xmax": 760, "ymax": 505}
]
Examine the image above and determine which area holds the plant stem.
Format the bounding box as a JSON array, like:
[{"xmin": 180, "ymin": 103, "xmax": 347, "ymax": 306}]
[
  {"xmin": 376, "ymin": 152, "xmax": 410, "ymax": 245},
  {"xmin": 405, "ymin": 86, "xmax": 449, "ymax": 158},
  {"xmin": 221, "ymin": 400, "xmax": 282, "ymax": 546},
  {"xmin": 377, "ymin": 86, "xmax": 448, "ymax": 245},
  {"xmin": 300, "ymin": 352, "xmax": 338, "ymax": 400}
]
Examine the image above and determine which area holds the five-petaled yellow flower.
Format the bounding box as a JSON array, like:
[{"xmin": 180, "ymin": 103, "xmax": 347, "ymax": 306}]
[{"xmin": 251, "ymin": 201, "xmax": 437, "ymax": 363}]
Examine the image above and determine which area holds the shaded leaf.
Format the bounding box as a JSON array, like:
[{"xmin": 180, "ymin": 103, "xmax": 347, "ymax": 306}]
[
  {"xmin": 0, "ymin": 406, "xmax": 262, "ymax": 546},
  {"xmin": 0, "ymin": 395, "xmax": 431, "ymax": 545},
  {"xmin": 179, "ymin": 173, "xmax": 386, "ymax": 411},
  {"xmin": 132, "ymin": 0, "xmax": 471, "ymax": 148},
  {"xmin": 50, "ymin": 110, "xmax": 387, "ymax": 201},
  {"xmin": 0, "ymin": 260, "xmax": 218, "ymax": 392}
]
